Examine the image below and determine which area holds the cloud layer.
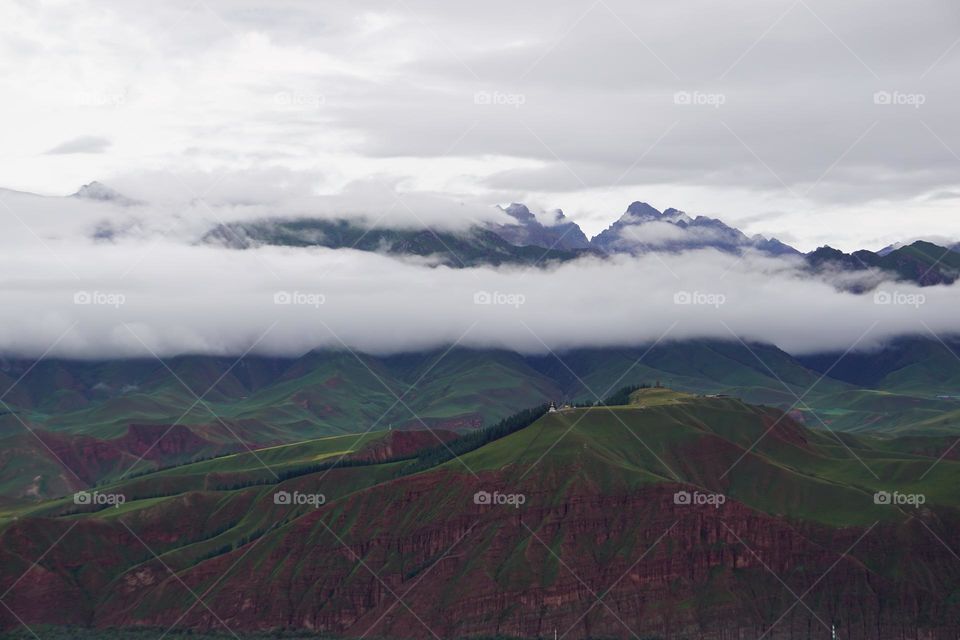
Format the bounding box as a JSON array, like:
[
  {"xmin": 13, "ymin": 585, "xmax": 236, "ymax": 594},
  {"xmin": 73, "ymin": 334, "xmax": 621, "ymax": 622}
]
[{"xmin": 0, "ymin": 191, "xmax": 955, "ymax": 359}]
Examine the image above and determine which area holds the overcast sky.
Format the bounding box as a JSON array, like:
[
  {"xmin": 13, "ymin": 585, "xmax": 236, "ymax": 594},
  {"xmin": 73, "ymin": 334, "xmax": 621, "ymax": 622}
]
[
  {"xmin": 1, "ymin": 0, "xmax": 959, "ymax": 359},
  {"xmin": 2, "ymin": 0, "xmax": 960, "ymax": 250}
]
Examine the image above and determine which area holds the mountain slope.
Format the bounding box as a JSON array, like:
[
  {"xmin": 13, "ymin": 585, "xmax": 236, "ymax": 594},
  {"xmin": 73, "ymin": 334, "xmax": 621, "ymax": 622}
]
[{"xmin": 799, "ymin": 336, "xmax": 960, "ymax": 394}]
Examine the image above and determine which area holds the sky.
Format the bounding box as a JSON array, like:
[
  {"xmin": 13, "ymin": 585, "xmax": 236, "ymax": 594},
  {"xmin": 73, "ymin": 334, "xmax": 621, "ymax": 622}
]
[
  {"xmin": 1, "ymin": 0, "xmax": 959, "ymax": 250},
  {"xmin": 0, "ymin": 0, "xmax": 959, "ymax": 359}
]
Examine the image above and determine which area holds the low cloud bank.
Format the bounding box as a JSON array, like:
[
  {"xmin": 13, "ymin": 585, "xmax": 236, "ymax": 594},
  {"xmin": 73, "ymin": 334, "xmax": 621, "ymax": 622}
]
[{"xmin": 0, "ymin": 238, "xmax": 954, "ymax": 359}]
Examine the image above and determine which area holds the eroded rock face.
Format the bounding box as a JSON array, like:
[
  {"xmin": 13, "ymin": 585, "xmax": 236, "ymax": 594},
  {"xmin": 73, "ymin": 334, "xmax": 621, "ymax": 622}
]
[{"xmin": 4, "ymin": 470, "xmax": 957, "ymax": 640}]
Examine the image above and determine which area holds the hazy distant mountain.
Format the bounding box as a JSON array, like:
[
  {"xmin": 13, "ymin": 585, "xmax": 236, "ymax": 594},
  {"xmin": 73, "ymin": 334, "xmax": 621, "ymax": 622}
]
[
  {"xmin": 806, "ymin": 240, "xmax": 960, "ymax": 287},
  {"xmin": 205, "ymin": 202, "xmax": 598, "ymax": 267},
  {"xmin": 70, "ymin": 181, "xmax": 140, "ymax": 206},
  {"xmin": 486, "ymin": 203, "xmax": 592, "ymax": 251},
  {"xmin": 199, "ymin": 202, "xmax": 960, "ymax": 285},
  {"xmin": 590, "ymin": 201, "xmax": 799, "ymax": 256},
  {"xmin": 10, "ymin": 182, "xmax": 960, "ymax": 281},
  {"xmin": 206, "ymin": 200, "xmax": 806, "ymax": 265},
  {"xmin": 203, "ymin": 218, "xmax": 590, "ymax": 267}
]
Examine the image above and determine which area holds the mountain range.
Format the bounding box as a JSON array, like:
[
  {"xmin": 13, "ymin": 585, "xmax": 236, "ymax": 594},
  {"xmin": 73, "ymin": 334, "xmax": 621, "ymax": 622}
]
[
  {"xmin": 204, "ymin": 199, "xmax": 801, "ymax": 263},
  {"xmin": 200, "ymin": 194, "xmax": 960, "ymax": 288},
  {"xmin": 8, "ymin": 182, "xmax": 960, "ymax": 288}
]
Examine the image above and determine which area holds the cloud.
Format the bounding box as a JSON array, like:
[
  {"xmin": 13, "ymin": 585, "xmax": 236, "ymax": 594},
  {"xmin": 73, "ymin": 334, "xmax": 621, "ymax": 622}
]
[
  {"xmin": 0, "ymin": 221, "xmax": 955, "ymax": 359},
  {"xmin": 617, "ymin": 221, "xmax": 726, "ymax": 247},
  {"xmin": 45, "ymin": 136, "xmax": 112, "ymax": 155},
  {"xmin": 0, "ymin": 188, "xmax": 955, "ymax": 359},
  {"xmin": 0, "ymin": 177, "xmax": 511, "ymax": 258}
]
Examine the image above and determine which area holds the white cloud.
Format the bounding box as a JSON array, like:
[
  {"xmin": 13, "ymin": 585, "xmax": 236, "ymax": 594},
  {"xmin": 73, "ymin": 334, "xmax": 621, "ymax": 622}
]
[
  {"xmin": 0, "ymin": 224, "xmax": 954, "ymax": 358},
  {"xmin": 45, "ymin": 135, "xmax": 112, "ymax": 155},
  {"xmin": 617, "ymin": 221, "xmax": 724, "ymax": 247}
]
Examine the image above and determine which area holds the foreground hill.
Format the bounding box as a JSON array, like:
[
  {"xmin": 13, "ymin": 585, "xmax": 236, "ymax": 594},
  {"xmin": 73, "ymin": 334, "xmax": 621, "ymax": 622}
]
[{"xmin": 2, "ymin": 391, "xmax": 959, "ymax": 639}]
